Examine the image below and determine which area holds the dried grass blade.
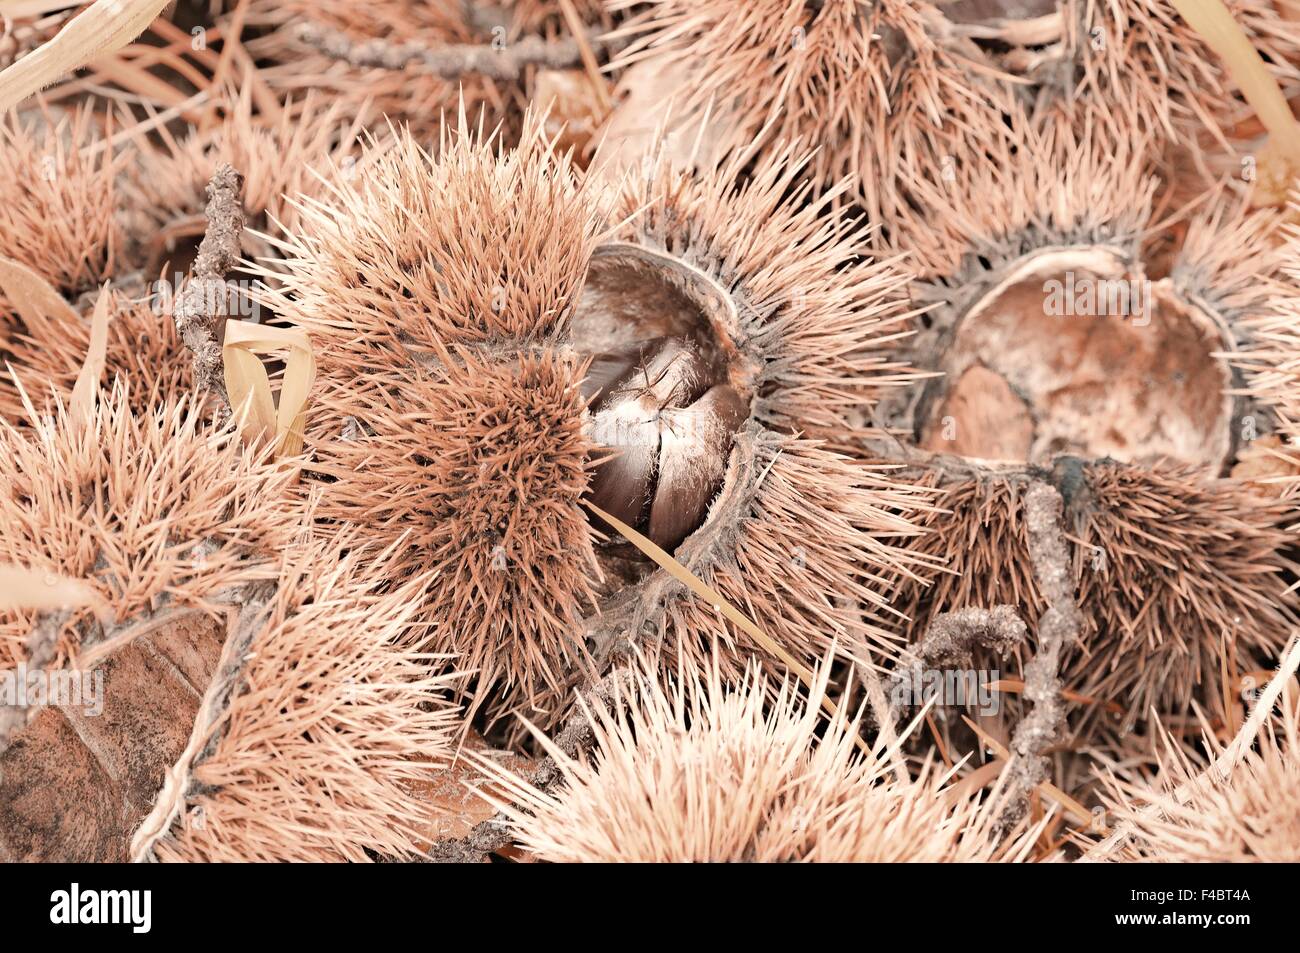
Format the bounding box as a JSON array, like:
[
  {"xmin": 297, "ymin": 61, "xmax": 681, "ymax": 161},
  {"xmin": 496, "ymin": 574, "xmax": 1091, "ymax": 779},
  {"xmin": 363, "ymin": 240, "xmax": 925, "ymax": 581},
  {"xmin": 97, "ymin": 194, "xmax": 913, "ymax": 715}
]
[
  {"xmin": 0, "ymin": 1, "xmax": 82, "ymax": 16},
  {"xmin": 961, "ymin": 715, "xmax": 1092, "ymax": 825},
  {"xmin": 68, "ymin": 288, "xmax": 109, "ymax": 430},
  {"xmin": 1172, "ymin": 0, "xmax": 1300, "ymax": 148},
  {"xmin": 222, "ymin": 319, "xmax": 316, "ymax": 458},
  {"xmin": 0, "ymin": 565, "xmax": 102, "ymax": 614},
  {"xmin": 585, "ymin": 501, "xmax": 864, "ymax": 748}
]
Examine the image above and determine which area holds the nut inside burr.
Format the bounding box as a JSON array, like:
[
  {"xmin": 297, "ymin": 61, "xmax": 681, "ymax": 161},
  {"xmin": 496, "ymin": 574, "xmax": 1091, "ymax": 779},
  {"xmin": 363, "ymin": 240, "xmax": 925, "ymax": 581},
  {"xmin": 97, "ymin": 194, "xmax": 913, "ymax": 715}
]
[
  {"xmin": 938, "ymin": 0, "xmax": 1064, "ymax": 42},
  {"xmin": 917, "ymin": 259, "xmax": 1236, "ymax": 471},
  {"xmin": 571, "ymin": 245, "xmax": 754, "ymax": 560},
  {"xmin": 939, "ymin": 0, "xmax": 1061, "ymax": 24}
]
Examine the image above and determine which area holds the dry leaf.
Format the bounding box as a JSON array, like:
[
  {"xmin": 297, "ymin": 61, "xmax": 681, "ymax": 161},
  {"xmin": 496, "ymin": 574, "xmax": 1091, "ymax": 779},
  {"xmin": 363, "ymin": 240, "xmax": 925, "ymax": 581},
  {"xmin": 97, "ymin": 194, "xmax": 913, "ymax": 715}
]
[
  {"xmin": 0, "ymin": 606, "xmax": 226, "ymax": 861},
  {"xmin": 588, "ymin": 56, "xmax": 733, "ymax": 182},
  {"xmin": 222, "ymin": 319, "xmax": 316, "ymax": 458},
  {"xmin": 403, "ymin": 731, "xmax": 536, "ymax": 850},
  {"xmin": 0, "ymin": 255, "xmax": 80, "ymax": 329},
  {"xmin": 1230, "ymin": 434, "xmax": 1300, "ymax": 493},
  {"xmin": 0, "ymin": 0, "xmax": 172, "ymax": 114},
  {"xmin": 535, "ymin": 69, "xmax": 609, "ymax": 166}
]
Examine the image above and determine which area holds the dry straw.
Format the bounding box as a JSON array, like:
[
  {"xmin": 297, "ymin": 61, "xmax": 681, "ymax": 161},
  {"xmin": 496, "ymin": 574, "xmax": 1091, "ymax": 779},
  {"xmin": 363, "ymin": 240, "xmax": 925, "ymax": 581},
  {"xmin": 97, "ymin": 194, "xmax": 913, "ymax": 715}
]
[{"xmin": 0, "ymin": 0, "xmax": 171, "ymax": 114}]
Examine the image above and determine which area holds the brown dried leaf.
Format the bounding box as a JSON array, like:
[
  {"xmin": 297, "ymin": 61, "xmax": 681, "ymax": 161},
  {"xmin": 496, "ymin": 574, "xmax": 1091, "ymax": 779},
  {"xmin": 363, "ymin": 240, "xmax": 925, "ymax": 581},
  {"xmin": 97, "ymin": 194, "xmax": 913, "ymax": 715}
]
[
  {"xmin": 1230, "ymin": 434, "xmax": 1300, "ymax": 494},
  {"xmin": 403, "ymin": 730, "xmax": 536, "ymax": 851},
  {"xmin": 589, "ymin": 55, "xmax": 733, "ymax": 181},
  {"xmin": 0, "ymin": 255, "xmax": 80, "ymax": 330},
  {"xmin": 0, "ymin": 606, "xmax": 226, "ymax": 861},
  {"xmin": 535, "ymin": 68, "xmax": 609, "ymax": 166}
]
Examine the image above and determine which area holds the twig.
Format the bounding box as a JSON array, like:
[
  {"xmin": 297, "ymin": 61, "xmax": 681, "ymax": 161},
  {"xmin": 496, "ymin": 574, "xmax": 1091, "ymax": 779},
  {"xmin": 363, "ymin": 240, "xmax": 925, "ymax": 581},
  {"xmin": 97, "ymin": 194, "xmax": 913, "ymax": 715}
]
[
  {"xmin": 131, "ymin": 584, "xmax": 275, "ymax": 861},
  {"xmin": 426, "ymin": 669, "xmax": 630, "ymax": 863},
  {"xmin": 294, "ymin": 21, "xmax": 604, "ymax": 81},
  {"xmin": 999, "ymin": 481, "xmax": 1083, "ymax": 828},
  {"xmin": 857, "ymin": 665, "xmax": 911, "ymax": 785},
  {"xmin": 172, "ymin": 163, "xmax": 244, "ymax": 417},
  {"xmin": 886, "ymin": 605, "xmax": 1028, "ymax": 725}
]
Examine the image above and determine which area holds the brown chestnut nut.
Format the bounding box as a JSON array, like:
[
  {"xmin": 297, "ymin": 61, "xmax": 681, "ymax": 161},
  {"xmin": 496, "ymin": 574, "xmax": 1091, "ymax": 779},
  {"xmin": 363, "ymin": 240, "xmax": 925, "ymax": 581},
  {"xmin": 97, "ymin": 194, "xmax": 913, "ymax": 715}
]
[
  {"xmin": 648, "ymin": 384, "xmax": 749, "ymax": 551},
  {"xmin": 580, "ymin": 350, "xmax": 638, "ymax": 407},
  {"xmin": 587, "ymin": 387, "xmax": 660, "ymax": 527},
  {"xmin": 585, "ymin": 337, "xmax": 749, "ymax": 551}
]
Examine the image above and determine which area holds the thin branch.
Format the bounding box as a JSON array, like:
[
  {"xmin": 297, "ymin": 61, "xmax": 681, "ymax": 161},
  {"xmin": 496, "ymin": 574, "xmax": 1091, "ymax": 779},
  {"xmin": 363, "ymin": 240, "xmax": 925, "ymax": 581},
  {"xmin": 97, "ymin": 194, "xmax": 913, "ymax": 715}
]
[
  {"xmin": 172, "ymin": 163, "xmax": 244, "ymax": 417},
  {"xmin": 293, "ymin": 21, "xmax": 604, "ymax": 80},
  {"xmin": 999, "ymin": 480, "xmax": 1083, "ymax": 828},
  {"xmin": 856, "ymin": 664, "xmax": 911, "ymax": 786},
  {"xmin": 886, "ymin": 605, "xmax": 1028, "ymax": 725}
]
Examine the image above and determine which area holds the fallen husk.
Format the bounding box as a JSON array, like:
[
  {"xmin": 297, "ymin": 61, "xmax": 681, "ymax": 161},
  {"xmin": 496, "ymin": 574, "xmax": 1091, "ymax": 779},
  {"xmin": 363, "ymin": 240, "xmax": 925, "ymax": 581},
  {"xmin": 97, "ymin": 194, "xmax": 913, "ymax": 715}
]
[
  {"xmin": 886, "ymin": 463, "xmax": 1298, "ymax": 728},
  {"xmin": 1082, "ymin": 638, "xmax": 1300, "ymax": 861},
  {"xmin": 474, "ymin": 653, "xmax": 1051, "ymax": 862},
  {"xmin": 869, "ymin": 97, "xmax": 1300, "ymax": 731},
  {"xmin": 0, "ymin": 378, "xmax": 302, "ymax": 861},
  {"xmin": 0, "ymin": 103, "xmax": 129, "ymax": 310},
  {"xmin": 580, "ymin": 141, "xmax": 939, "ymax": 697},
  {"xmin": 605, "ymin": 0, "xmax": 1014, "ymax": 221},
  {"xmin": 0, "ymin": 273, "xmax": 192, "ymax": 422},
  {"xmin": 127, "ymin": 85, "xmax": 373, "ymax": 271},
  {"xmin": 131, "ymin": 538, "xmax": 464, "ymax": 863},
  {"xmin": 261, "ymin": 108, "xmax": 938, "ymax": 730},
  {"xmin": 240, "ymin": 0, "xmax": 609, "ymax": 147},
  {"xmin": 263, "ymin": 110, "xmax": 608, "ymax": 725}
]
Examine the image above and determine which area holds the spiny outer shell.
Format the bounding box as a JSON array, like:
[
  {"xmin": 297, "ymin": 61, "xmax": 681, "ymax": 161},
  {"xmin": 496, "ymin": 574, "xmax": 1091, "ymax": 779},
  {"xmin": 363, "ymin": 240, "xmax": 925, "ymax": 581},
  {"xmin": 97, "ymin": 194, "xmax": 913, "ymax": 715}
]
[
  {"xmin": 0, "ymin": 380, "xmax": 300, "ymax": 670},
  {"xmin": 476, "ymin": 655, "xmax": 1047, "ymax": 862},
  {"xmin": 138, "ymin": 540, "xmax": 464, "ymax": 863}
]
